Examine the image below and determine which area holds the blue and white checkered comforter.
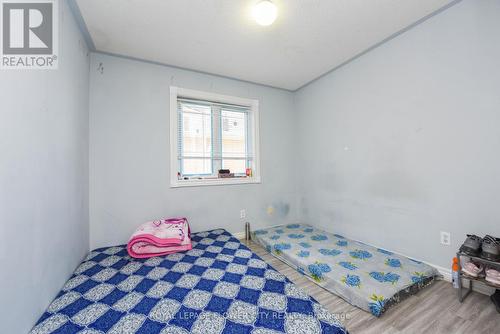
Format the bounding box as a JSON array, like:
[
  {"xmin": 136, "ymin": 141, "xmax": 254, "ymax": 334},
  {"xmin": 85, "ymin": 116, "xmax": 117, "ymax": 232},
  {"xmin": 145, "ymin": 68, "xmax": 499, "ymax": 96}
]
[{"xmin": 31, "ymin": 229, "xmax": 347, "ymax": 334}]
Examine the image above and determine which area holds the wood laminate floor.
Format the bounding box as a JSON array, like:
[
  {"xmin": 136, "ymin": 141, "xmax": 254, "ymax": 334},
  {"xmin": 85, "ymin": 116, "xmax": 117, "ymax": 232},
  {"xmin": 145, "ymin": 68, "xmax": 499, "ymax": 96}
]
[{"xmin": 245, "ymin": 240, "xmax": 500, "ymax": 334}]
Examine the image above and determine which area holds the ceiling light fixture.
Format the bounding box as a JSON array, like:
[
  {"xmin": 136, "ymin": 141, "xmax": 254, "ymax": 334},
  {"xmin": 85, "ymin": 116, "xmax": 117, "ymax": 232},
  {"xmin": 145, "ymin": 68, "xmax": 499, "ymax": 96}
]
[{"xmin": 252, "ymin": 0, "xmax": 278, "ymax": 26}]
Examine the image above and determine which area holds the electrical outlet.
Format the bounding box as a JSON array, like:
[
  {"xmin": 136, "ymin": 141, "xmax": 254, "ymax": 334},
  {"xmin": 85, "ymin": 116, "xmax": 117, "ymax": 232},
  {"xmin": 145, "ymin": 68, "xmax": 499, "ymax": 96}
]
[
  {"xmin": 240, "ymin": 209, "xmax": 246, "ymax": 219},
  {"xmin": 440, "ymin": 231, "xmax": 451, "ymax": 246}
]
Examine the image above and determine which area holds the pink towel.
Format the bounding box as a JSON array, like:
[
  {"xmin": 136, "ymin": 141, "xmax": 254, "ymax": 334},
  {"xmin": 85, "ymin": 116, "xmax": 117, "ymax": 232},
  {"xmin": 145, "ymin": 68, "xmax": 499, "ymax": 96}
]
[{"xmin": 127, "ymin": 217, "xmax": 192, "ymax": 258}]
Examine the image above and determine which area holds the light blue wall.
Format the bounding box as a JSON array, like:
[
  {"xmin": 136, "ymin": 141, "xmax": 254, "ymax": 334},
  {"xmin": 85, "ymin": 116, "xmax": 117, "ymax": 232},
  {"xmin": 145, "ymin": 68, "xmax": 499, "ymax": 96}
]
[
  {"xmin": 294, "ymin": 0, "xmax": 500, "ymax": 268},
  {"xmin": 89, "ymin": 53, "xmax": 297, "ymax": 249},
  {"xmin": 0, "ymin": 1, "xmax": 90, "ymax": 332},
  {"xmin": 3, "ymin": 1, "xmax": 499, "ymax": 330}
]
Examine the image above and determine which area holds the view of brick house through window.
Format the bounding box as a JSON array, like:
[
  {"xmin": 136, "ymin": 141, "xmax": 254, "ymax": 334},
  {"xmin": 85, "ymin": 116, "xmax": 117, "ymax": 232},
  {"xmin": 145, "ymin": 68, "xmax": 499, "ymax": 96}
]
[
  {"xmin": 170, "ymin": 87, "xmax": 260, "ymax": 187},
  {"xmin": 178, "ymin": 100, "xmax": 250, "ymax": 176}
]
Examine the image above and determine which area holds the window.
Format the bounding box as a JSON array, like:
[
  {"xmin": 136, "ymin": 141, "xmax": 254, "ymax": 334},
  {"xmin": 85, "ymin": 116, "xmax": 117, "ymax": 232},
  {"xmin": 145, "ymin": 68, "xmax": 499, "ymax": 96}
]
[{"xmin": 170, "ymin": 87, "xmax": 260, "ymax": 187}]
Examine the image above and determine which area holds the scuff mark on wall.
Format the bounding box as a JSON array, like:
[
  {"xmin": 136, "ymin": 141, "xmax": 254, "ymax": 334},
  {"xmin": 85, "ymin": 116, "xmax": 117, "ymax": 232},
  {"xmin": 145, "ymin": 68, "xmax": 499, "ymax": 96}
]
[
  {"xmin": 97, "ymin": 62, "xmax": 104, "ymax": 74},
  {"xmin": 267, "ymin": 201, "xmax": 290, "ymax": 218}
]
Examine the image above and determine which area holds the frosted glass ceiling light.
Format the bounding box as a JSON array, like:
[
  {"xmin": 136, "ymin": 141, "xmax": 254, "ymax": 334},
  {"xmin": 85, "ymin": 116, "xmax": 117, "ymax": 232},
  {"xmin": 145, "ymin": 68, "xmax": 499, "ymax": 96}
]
[{"xmin": 253, "ymin": 0, "xmax": 278, "ymax": 26}]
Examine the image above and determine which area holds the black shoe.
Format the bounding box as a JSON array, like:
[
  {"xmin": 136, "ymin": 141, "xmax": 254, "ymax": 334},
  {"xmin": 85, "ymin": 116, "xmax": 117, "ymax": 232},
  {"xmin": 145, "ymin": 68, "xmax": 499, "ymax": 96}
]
[
  {"xmin": 491, "ymin": 290, "xmax": 500, "ymax": 314},
  {"xmin": 480, "ymin": 235, "xmax": 500, "ymax": 262},
  {"xmin": 459, "ymin": 234, "xmax": 482, "ymax": 256}
]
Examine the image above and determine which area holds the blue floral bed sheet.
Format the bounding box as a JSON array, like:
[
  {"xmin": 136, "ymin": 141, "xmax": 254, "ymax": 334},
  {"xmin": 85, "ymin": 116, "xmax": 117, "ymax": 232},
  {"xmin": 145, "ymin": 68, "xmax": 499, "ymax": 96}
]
[
  {"xmin": 252, "ymin": 224, "xmax": 439, "ymax": 317},
  {"xmin": 31, "ymin": 229, "xmax": 348, "ymax": 334}
]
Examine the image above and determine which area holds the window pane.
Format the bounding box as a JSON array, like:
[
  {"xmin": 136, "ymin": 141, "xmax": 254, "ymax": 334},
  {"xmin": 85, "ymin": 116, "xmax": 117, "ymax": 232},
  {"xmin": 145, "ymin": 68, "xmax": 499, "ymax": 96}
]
[
  {"xmin": 221, "ymin": 110, "xmax": 246, "ymax": 159},
  {"xmin": 222, "ymin": 159, "xmax": 246, "ymax": 174},
  {"xmin": 183, "ymin": 158, "xmax": 212, "ymax": 175},
  {"xmin": 181, "ymin": 103, "xmax": 212, "ymax": 175}
]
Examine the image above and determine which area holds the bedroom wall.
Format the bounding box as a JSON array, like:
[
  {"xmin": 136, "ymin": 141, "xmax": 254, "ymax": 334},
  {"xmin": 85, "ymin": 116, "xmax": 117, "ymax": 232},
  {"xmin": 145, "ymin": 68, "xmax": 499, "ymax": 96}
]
[
  {"xmin": 89, "ymin": 53, "xmax": 297, "ymax": 249},
  {"xmin": 294, "ymin": 0, "xmax": 500, "ymax": 269},
  {"xmin": 0, "ymin": 1, "xmax": 90, "ymax": 333}
]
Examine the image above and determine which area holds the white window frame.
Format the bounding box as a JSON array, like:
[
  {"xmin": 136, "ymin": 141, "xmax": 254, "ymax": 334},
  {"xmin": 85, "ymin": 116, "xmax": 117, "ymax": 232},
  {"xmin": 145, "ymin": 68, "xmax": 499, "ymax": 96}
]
[{"xmin": 170, "ymin": 86, "xmax": 261, "ymax": 187}]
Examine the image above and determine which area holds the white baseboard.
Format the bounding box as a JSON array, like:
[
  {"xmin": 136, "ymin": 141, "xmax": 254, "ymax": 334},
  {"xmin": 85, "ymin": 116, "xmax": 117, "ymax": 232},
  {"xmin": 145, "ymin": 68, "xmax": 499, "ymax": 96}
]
[
  {"xmin": 233, "ymin": 231, "xmax": 246, "ymax": 240},
  {"xmin": 434, "ymin": 264, "xmax": 452, "ymax": 282}
]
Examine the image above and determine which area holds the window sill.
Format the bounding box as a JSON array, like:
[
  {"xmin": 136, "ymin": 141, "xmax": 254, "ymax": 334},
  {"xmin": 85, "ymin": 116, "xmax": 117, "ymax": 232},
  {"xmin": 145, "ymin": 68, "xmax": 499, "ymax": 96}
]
[{"xmin": 170, "ymin": 176, "xmax": 261, "ymax": 188}]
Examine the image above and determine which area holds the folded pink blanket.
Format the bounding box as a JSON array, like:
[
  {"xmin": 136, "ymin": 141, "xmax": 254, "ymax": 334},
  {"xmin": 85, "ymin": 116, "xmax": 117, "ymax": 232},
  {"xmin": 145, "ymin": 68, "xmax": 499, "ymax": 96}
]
[{"xmin": 127, "ymin": 217, "xmax": 192, "ymax": 258}]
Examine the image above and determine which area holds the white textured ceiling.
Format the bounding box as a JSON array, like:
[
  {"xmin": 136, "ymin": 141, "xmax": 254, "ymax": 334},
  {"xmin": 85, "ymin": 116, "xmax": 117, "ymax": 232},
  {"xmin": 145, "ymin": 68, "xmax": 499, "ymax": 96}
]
[{"xmin": 76, "ymin": 0, "xmax": 454, "ymax": 90}]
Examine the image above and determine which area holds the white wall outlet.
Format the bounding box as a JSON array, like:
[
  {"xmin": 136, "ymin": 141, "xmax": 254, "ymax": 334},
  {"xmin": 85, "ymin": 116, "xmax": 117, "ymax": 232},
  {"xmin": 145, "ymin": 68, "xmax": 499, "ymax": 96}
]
[
  {"xmin": 240, "ymin": 209, "xmax": 246, "ymax": 219},
  {"xmin": 440, "ymin": 231, "xmax": 451, "ymax": 246}
]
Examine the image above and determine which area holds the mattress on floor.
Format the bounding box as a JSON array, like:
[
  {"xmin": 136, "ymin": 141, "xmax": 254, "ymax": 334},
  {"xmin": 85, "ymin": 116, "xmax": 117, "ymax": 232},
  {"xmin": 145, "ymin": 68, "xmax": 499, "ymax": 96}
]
[
  {"xmin": 31, "ymin": 229, "xmax": 348, "ymax": 334},
  {"xmin": 252, "ymin": 224, "xmax": 439, "ymax": 317}
]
